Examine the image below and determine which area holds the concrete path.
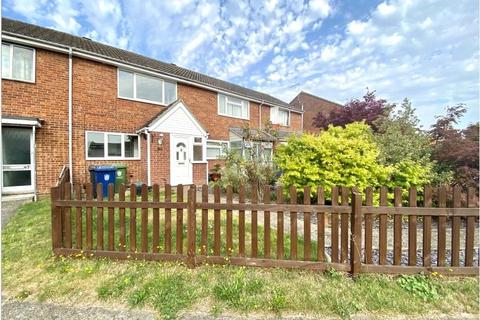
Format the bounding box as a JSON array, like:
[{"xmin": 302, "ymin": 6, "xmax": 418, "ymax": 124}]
[
  {"xmin": 1, "ymin": 197, "xmax": 32, "ymax": 229},
  {"xmin": 1, "ymin": 299, "xmax": 156, "ymax": 320},
  {"xmin": 1, "ymin": 299, "xmax": 477, "ymax": 320}
]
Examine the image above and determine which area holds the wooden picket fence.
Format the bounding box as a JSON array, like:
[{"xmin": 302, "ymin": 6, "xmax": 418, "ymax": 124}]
[{"xmin": 51, "ymin": 183, "xmax": 479, "ymax": 276}]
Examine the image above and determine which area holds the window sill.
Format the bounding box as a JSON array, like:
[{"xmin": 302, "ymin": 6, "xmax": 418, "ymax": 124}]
[
  {"xmin": 2, "ymin": 76, "xmax": 35, "ymax": 84},
  {"xmin": 217, "ymin": 113, "xmax": 250, "ymax": 121},
  {"xmin": 86, "ymin": 158, "xmax": 141, "ymax": 161},
  {"xmin": 118, "ymin": 95, "xmax": 170, "ymax": 107},
  {"xmin": 192, "ymin": 161, "xmax": 208, "ymax": 164}
]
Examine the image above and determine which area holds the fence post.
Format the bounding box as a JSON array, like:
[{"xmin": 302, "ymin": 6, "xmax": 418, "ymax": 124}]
[
  {"xmin": 51, "ymin": 187, "xmax": 62, "ymax": 250},
  {"xmin": 187, "ymin": 185, "xmax": 197, "ymax": 268},
  {"xmin": 350, "ymin": 191, "xmax": 362, "ymax": 277}
]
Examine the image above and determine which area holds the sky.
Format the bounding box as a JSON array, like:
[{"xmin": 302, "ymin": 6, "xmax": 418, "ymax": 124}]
[{"xmin": 3, "ymin": 0, "xmax": 479, "ymax": 128}]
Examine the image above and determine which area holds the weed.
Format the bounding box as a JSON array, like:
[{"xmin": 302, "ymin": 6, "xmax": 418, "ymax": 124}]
[
  {"xmin": 397, "ymin": 274, "xmax": 439, "ymax": 302},
  {"xmin": 213, "ymin": 268, "xmax": 265, "ymax": 311},
  {"xmin": 15, "ymin": 289, "xmax": 31, "ymax": 300},
  {"xmin": 269, "ymin": 287, "xmax": 287, "ymax": 314}
]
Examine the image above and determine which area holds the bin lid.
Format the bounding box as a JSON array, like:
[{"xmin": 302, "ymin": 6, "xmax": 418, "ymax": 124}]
[
  {"xmin": 113, "ymin": 164, "xmax": 127, "ymax": 169},
  {"xmin": 89, "ymin": 165, "xmax": 116, "ymax": 172}
]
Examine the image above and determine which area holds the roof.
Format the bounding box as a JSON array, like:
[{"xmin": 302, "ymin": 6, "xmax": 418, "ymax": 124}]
[
  {"xmin": 289, "ymin": 91, "xmax": 343, "ymax": 111},
  {"xmin": 290, "ymin": 91, "xmax": 342, "ymax": 132},
  {"xmin": 2, "ymin": 17, "xmax": 297, "ymax": 111},
  {"xmin": 140, "ymin": 99, "xmax": 207, "ymax": 135},
  {"xmin": 229, "ymin": 127, "xmax": 276, "ymax": 142}
]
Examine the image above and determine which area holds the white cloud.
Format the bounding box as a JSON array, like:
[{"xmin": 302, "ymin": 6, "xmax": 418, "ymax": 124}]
[
  {"xmin": 4, "ymin": 0, "xmax": 477, "ymax": 127},
  {"xmin": 347, "ymin": 20, "xmax": 368, "ymax": 35}
]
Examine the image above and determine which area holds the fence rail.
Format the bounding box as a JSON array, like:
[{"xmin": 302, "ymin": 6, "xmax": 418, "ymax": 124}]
[{"xmin": 51, "ymin": 183, "xmax": 479, "ymax": 276}]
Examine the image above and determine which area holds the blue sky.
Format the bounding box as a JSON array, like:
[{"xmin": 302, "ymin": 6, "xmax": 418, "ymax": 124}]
[{"xmin": 3, "ymin": 0, "xmax": 479, "ymax": 128}]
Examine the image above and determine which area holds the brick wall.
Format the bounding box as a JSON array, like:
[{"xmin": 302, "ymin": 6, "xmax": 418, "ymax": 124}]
[
  {"xmin": 1, "ymin": 49, "xmax": 69, "ymax": 194},
  {"xmin": 3, "ymin": 47, "xmax": 302, "ymax": 193},
  {"xmin": 71, "ymin": 58, "xmax": 165, "ymax": 186}
]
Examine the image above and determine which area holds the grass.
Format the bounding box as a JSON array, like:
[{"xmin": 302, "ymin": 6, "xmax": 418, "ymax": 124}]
[{"xmin": 2, "ymin": 197, "xmax": 479, "ymax": 319}]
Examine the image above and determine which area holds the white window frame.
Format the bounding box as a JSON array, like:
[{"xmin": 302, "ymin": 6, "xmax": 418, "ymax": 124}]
[
  {"xmin": 206, "ymin": 140, "xmax": 230, "ymax": 160},
  {"xmin": 117, "ymin": 68, "xmax": 177, "ymax": 106},
  {"xmin": 2, "ymin": 42, "xmax": 36, "ymax": 83},
  {"xmin": 85, "ymin": 131, "xmax": 141, "ymax": 160},
  {"xmin": 270, "ymin": 106, "xmax": 290, "ymax": 126},
  {"xmin": 217, "ymin": 93, "xmax": 250, "ymax": 120},
  {"xmin": 192, "ymin": 136, "xmax": 206, "ymax": 163}
]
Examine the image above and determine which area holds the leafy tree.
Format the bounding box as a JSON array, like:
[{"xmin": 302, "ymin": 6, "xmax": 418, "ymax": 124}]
[
  {"xmin": 374, "ymin": 98, "xmax": 432, "ymax": 165},
  {"xmin": 274, "ymin": 122, "xmax": 390, "ymax": 194},
  {"xmin": 313, "ymin": 91, "xmax": 391, "ymax": 131},
  {"xmin": 430, "ymin": 105, "xmax": 479, "ymax": 189}
]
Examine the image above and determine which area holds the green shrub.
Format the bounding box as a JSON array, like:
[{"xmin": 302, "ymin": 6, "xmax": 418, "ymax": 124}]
[{"xmin": 275, "ymin": 122, "xmax": 389, "ymax": 195}]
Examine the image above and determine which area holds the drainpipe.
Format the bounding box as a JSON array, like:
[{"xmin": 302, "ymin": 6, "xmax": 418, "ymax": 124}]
[
  {"xmin": 146, "ymin": 131, "xmax": 151, "ymax": 186},
  {"xmin": 68, "ymin": 48, "xmax": 73, "ymax": 183},
  {"xmin": 301, "ymin": 103, "xmax": 304, "ymax": 132}
]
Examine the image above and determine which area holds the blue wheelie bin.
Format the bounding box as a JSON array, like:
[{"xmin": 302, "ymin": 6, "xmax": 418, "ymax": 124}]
[{"xmin": 89, "ymin": 165, "xmax": 116, "ymax": 198}]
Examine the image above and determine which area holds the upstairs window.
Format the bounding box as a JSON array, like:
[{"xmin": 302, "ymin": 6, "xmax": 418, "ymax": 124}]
[
  {"xmin": 218, "ymin": 94, "xmax": 249, "ymax": 119},
  {"xmin": 2, "ymin": 43, "xmax": 35, "ymax": 82},
  {"xmin": 118, "ymin": 69, "xmax": 177, "ymax": 105},
  {"xmin": 86, "ymin": 131, "xmax": 140, "ymax": 160},
  {"xmin": 270, "ymin": 107, "xmax": 290, "ymax": 126}
]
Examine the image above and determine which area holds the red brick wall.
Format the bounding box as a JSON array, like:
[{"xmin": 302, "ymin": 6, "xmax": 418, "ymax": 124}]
[
  {"xmin": 3, "ymin": 47, "xmax": 301, "ymax": 193},
  {"xmin": 71, "ymin": 58, "xmax": 165, "ymax": 186},
  {"xmin": 1, "ymin": 49, "xmax": 69, "ymax": 194},
  {"xmin": 150, "ymin": 132, "xmax": 170, "ymax": 186},
  {"xmin": 193, "ymin": 163, "xmax": 207, "ymax": 185}
]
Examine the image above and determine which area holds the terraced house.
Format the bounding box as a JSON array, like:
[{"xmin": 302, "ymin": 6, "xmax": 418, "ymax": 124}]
[{"xmin": 1, "ymin": 18, "xmax": 303, "ymax": 196}]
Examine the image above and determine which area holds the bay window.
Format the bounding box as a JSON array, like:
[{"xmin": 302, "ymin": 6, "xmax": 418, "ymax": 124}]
[
  {"xmin": 2, "ymin": 42, "xmax": 35, "ymax": 82},
  {"xmin": 206, "ymin": 140, "xmax": 229, "ymax": 159},
  {"xmin": 118, "ymin": 69, "xmax": 177, "ymax": 105},
  {"xmin": 218, "ymin": 94, "xmax": 249, "ymax": 119},
  {"xmin": 86, "ymin": 131, "xmax": 140, "ymax": 160}
]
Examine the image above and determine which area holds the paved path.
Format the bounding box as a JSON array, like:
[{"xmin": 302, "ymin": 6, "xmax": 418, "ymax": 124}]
[
  {"xmin": 1, "ymin": 299, "xmax": 156, "ymax": 320},
  {"xmin": 1, "ymin": 299, "xmax": 477, "ymax": 320},
  {"xmin": 1, "ymin": 198, "xmax": 31, "ymax": 229}
]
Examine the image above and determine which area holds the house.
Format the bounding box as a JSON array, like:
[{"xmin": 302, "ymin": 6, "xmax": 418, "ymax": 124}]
[
  {"xmin": 290, "ymin": 91, "xmax": 342, "ymax": 133},
  {"xmin": 1, "ymin": 18, "xmax": 303, "ymax": 196}
]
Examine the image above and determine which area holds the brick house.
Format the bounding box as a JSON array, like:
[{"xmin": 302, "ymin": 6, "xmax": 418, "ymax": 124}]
[
  {"xmin": 1, "ymin": 18, "xmax": 303, "ymax": 196},
  {"xmin": 290, "ymin": 91, "xmax": 342, "ymax": 133}
]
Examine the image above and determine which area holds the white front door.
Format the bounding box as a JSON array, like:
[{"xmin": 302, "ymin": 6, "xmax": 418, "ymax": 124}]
[
  {"xmin": 170, "ymin": 135, "xmax": 192, "ymax": 185},
  {"xmin": 2, "ymin": 127, "xmax": 35, "ymax": 194}
]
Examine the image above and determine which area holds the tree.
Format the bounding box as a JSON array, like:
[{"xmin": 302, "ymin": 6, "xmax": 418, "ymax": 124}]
[
  {"xmin": 274, "ymin": 122, "xmax": 390, "ymax": 194},
  {"xmin": 430, "ymin": 105, "xmax": 479, "ymax": 189},
  {"xmin": 313, "ymin": 91, "xmax": 391, "ymax": 131}
]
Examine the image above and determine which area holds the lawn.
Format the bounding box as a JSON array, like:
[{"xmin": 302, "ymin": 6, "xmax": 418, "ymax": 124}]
[{"xmin": 2, "ymin": 197, "xmax": 479, "ymax": 319}]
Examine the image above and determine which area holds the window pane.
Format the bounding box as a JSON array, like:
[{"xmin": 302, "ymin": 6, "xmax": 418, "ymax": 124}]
[
  {"xmin": 207, "ymin": 147, "xmax": 220, "ymax": 158},
  {"xmin": 193, "ymin": 145, "xmax": 203, "ymax": 161},
  {"xmin": 2, "ymin": 44, "xmax": 11, "ymax": 78},
  {"xmin": 164, "ymin": 81, "xmax": 176, "ymax": 104},
  {"xmin": 118, "ymin": 70, "xmax": 134, "ymax": 98},
  {"xmin": 227, "ymin": 96, "xmax": 242, "ymax": 105},
  {"xmin": 124, "ymin": 135, "xmax": 139, "ymax": 158},
  {"xmin": 218, "ymin": 95, "xmax": 226, "ymax": 114},
  {"xmin": 136, "ymin": 73, "xmax": 162, "ymax": 102},
  {"xmin": 87, "ymin": 132, "xmax": 105, "ymax": 158},
  {"xmin": 12, "ymin": 46, "xmax": 33, "ymax": 81},
  {"xmin": 194, "ymin": 137, "xmax": 202, "ymax": 143},
  {"xmin": 279, "ymin": 109, "xmax": 289, "ymax": 125},
  {"xmin": 107, "ymin": 134, "xmax": 122, "ymax": 157},
  {"xmin": 242, "ymin": 101, "xmax": 249, "ymax": 118}
]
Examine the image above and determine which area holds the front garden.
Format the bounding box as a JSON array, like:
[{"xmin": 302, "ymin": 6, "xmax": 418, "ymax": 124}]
[{"xmin": 2, "ymin": 198, "xmax": 479, "ymax": 319}]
